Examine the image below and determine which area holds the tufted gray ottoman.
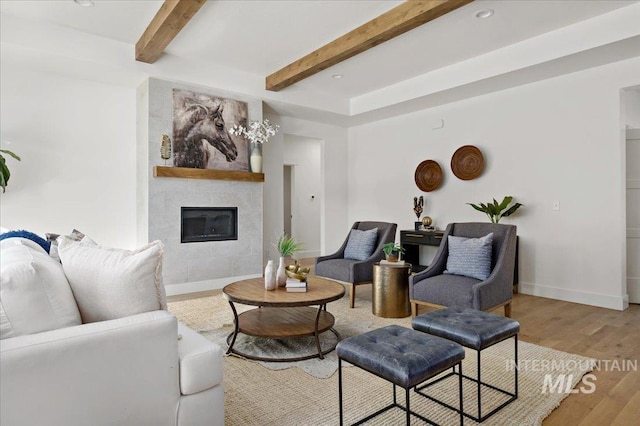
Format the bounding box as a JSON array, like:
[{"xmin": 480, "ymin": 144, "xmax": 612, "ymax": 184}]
[
  {"xmin": 337, "ymin": 325, "xmax": 465, "ymax": 425},
  {"xmin": 412, "ymin": 307, "xmax": 520, "ymax": 422}
]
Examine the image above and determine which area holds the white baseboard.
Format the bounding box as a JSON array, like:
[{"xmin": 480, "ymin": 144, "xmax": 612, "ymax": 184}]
[
  {"xmin": 165, "ymin": 273, "xmax": 262, "ymax": 296},
  {"xmin": 519, "ymin": 282, "xmax": 629, "ymax": 311}
]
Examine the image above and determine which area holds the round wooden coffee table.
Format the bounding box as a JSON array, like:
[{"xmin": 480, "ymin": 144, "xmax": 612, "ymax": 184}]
[{"xmin": 222, "ymin": 275, "xmax": 345, "ymax": 362}]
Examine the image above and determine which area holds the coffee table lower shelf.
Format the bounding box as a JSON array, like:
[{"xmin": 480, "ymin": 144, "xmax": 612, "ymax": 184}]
[{"xmin": 226, "ymin": 306, "xmax": 340, "ymax": 362}]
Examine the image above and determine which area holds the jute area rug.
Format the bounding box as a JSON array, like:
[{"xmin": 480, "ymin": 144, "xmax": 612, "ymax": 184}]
[{"xmin": 169, "ymin": 291, "xmax": 595, "ymax": 426}]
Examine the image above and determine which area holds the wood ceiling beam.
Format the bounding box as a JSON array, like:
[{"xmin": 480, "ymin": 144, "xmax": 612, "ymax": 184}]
[
  {"xmin": 136, "ymin": 0, "xmax": 206, "ymax": 64},
  {"xmin": 266, "ymin": 0, "xmax": 474, "ymax": 92}
]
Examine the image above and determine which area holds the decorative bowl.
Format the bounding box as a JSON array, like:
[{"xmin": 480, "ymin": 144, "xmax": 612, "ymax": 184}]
[{"xmin": 285, "ymin": 263, "xmax": 310, "ymax": 281}]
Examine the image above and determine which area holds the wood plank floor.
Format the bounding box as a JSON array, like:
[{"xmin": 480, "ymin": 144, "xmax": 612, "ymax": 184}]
[{"xmin": 168, "ymin": 259, "xmax": 639, "ymax": 425}]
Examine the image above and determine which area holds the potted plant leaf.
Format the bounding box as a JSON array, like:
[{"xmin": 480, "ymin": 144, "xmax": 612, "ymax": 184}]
[
  {"xmin": 273, "ymin": 233, "xmax": 303, "ymax": 286},
  {"xmin": 467, "ymin": 196, "xmax": 523, "ymax": 223},
  {"xmin": 382, "ymin": 242, "xmax": 405, "ymax": 262},
  {"xmin": 0, "ymin": 149, "xmax": 21, "ymax": 193}
]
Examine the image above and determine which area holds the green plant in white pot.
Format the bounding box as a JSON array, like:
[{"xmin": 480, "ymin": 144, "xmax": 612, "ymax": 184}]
[
  {"xmin": 273, "ymin": 233, "xmax": 303, "ymax": 286},
  {"xmin": 467, "ymin": 196, "xmax": 523, "ymax": 223},
  {"xmin": 0, "ymin": 149, "xmax": 21, "ymax": 193}
]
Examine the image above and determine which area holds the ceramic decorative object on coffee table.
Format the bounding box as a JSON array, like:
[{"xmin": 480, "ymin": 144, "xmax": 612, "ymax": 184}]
[{"xmin": 264, "ymin": 260, "xmax": 276, "ymax": 290}]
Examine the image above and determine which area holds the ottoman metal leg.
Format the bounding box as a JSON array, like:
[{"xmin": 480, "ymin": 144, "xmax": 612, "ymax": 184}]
[
  {"xmin": 457, "ymin": 335, "xmax": 518, "ymax": 422},
  {"xmin": 459, "ymin": 363, "xmax": 464, "ymax": 426},
  {"xmin": 405, "ymin": 387, "xmax": 410, "ymax": 425},
  {"xmin": 474, "ymin": 335, "xmax": 518, "ymax": 422},
  {"xmin": 416, "ymin": 336, "xmax": 518, "ymax": 423},
  {"xmin": 339, "ymin": 357, "xmax": 461, "ymax": 425},
  {"xmin": 338, "ymin": 358, "xmax": 343, "ymax": 426}
]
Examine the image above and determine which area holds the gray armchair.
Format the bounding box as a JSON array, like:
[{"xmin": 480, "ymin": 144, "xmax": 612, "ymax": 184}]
[
  {"xmin": 315, "ymin": 221, "xmax": 397, "ymax": 308},
  {"xmin": 409, "ymin": 222, "xmax": 517, "ymax": 317}
]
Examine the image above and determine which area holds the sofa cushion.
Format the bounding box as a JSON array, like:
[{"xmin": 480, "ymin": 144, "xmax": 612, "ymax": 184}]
[
  {"xmin": 47, "ymin": 229, "xmax": 97, "ymax": 262},
  {"xmin": 0, "ymin": 239, "xmax": 82, "ymax": 339},
  {"xmin": 0, "ymin": 230, "xmax": 51, "ymax": 253},
  {"xmin": 177, "ymin": 323, "xmax": 224, "ymax": 395},
  {"xmin": 343, "ymin": 228, "xmax": 378, "ymax": 261},
  {"xmin": 0, "ymin": 236, "xmax": 48, "ymax": 254},
  {"xmin": 444, "ymin": 233, "xmax": 493, "ymax": 280},
  {"xmin": 58, "ymin": 237, "xmax": 167, "ymax": 323}
]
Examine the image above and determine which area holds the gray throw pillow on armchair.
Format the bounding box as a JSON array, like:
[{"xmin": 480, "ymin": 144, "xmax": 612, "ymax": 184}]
[
  {"xmin": 444, "ymin": 233, "xmax": 493, "ymax": 280},
  {"xmin": 344, "ymin": 228, "xmax": 378, "ymax": 261}
]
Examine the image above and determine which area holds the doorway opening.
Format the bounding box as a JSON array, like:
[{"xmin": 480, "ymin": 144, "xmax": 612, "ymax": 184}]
[{"xmin": 282, "ymin": 134, "xmax": 322, "ymax": 258}]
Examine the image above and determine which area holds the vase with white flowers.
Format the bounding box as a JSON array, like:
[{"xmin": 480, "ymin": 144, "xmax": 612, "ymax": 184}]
[{"xmin": 228, "ymin": 119, "xmax": 279, "ymax": 173}]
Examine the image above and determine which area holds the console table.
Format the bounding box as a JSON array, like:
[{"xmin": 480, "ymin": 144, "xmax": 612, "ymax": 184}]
[{"xmin": 400, "ymin": 230, "xmax": 445, "ymax": 273}]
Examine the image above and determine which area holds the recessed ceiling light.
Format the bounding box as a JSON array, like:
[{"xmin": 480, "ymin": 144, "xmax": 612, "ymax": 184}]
[
  {"xmin": 331, "ymin": 74, "xmax": 343, "ymax": 79},
  {"xmin": 74, "ymin": 0, "xmax": 95, "ymax": 7},
  {"xmin": 475, "ymin": 9, "xmax": 494, "ymax": 19}
]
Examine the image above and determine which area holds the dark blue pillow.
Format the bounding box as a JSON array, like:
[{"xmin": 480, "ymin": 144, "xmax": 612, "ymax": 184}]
[{"xmin": 0, "ymin": 230, "xmax": 51, "ymax": 253}]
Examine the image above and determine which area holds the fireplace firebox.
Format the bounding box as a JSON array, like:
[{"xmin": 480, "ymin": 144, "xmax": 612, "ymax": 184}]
[{"xmin": 181, "ymin": 207, "xmax": 238, "ymax": 243}]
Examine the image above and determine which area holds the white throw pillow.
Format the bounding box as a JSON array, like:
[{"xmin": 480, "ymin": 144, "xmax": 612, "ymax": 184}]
[
  {"xmin": 0, "ymin": 240, "xmax": 82, "ymax": 339},
  {"xmin": 57, "ymin": 237, "xmax": 168, "ymax": 323}
]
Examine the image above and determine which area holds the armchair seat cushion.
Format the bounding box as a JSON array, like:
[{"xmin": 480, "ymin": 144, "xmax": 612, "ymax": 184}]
[
  {"xmin": 314, "ymin": 258, "xmax": 360, "ymax": 282},
  {"xmin": 411, "ymin": 274, "xmax": 479, "ymax": 308}
]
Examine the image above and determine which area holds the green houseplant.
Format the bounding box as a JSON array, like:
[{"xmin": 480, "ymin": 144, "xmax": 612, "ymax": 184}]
[
  {"xmin": 274, "ymin": 233, "xmax": 302, "ymax": 257},
  {"xmin": 0, "ymin": 149, "xmax": 21, "ymax": 193},
  {"xmin": 467, "ymin": 196, "xmax": 523, "ymax": 223},
  {"xmin": 382, "ymin": 242, "xmax": 405, "ymax": 262},
  {"xmin": 274, "ymin": 233, "xmax": 303, "ymax": 287}
]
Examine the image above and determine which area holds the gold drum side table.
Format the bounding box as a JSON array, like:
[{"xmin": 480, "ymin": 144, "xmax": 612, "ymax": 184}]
[{"xmin": 372, "ymin": 263, "xmax": 412, "ymax": 318}]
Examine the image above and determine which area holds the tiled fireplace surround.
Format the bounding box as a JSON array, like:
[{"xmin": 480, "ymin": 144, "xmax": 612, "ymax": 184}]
[{"xmin": 137, "ymin": 78, "xmax": 264, "ymax": 295}]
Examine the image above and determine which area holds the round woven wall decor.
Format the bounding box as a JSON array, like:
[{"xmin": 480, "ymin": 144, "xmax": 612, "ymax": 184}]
[
  {"xmin": 414, "ymin": 160, "xmax": 443, "ymax": 192},
  {"xmin": 451, "ymin": 145, "xmax": 484, "ymax": 180}
]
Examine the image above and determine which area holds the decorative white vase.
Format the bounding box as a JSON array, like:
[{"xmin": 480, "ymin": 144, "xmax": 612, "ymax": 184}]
[
  {"xmin": 276, "ymin": 256, "xmax": 287, "ymax": 287},
  {"xmin": 250, "ymin": 141, "xmax": 263, "ymax": 173},
  {"xmin": 264, "ymin": 260, "xmax": 276, "ymax": 291}
]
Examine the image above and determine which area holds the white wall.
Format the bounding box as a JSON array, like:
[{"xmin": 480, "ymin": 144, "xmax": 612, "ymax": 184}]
[
  {"xmin": 0, "ymin": 65, "xmax": 137, "ymax": 248},
  {"xmin": 263, "ymin": 114, "xmax": 349, "ymax": 262},
  {"xmin": 348, "ymin": 57, "xmax": 640, "ymax": 311},
  {"xmin": 283, "ymin": 134, "xmax": 322, "ymax": 257},
  {"xmin": 623, "ymin": 89, "xmax": 640, "ymax": 129}
]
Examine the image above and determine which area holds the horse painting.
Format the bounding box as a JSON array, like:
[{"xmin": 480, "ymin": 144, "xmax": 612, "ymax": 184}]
[{"xmin": 172, "ymin": 89, "xmax": 248, "ymax": 171}]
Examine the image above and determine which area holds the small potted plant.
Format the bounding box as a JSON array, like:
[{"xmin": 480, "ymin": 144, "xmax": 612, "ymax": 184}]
[
  {"xmin": 274, "ymin": 233, "xmax": 302, "ymax": 286},
  {"xmin": 467, "ymin": 196, "xmax": 523, "ymax": 223},
  {"xmin": 382, "ymin": 242, "xmax": 405, "ymax": 262}
]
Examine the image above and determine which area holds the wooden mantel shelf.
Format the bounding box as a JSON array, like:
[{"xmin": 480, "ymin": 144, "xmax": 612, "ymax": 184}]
[{"xmin": 153, "ymin": 166, "xmax": 264, "ymax": 182}]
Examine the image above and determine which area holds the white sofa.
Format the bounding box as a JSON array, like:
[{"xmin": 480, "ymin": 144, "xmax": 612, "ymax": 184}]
[{"xmin": 0, "ymin": 237, "xmax": 224, "ymax": 426}]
